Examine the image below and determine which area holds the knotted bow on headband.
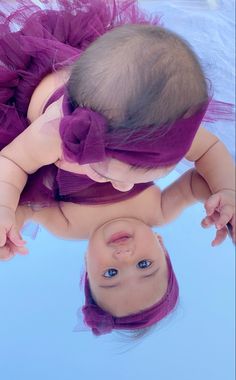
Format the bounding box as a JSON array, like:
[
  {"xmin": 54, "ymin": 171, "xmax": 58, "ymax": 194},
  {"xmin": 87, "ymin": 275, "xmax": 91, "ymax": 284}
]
[
  {"xmin": 79, "ymin": 253, "xmax": 178, "ymax": 336},
  {"xmin": 60, "ymin": 107, "xmax": 107, "ymax": 164},
  {"xmin": 60, "ymin": 90, "xmax": 233, "ymax": 168}
]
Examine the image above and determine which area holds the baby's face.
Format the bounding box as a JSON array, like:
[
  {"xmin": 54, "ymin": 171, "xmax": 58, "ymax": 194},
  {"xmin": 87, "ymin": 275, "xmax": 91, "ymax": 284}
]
[
  {"xmin": 86, "ymin": 218, "xmax": 168, "ymax": 317},
  {"xmin": 83, "ymin": 158, "xmax": 175, "ymax": 192}
]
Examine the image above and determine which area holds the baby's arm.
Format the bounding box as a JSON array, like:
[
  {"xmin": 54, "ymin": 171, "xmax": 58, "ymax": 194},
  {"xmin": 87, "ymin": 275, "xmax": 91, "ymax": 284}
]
[
  {"xmin": 30, "ymin": 204, "xmax": 73, "ymax": 238},
  {"xmin": 160, "ymin": 169, "xmax": 210, "ymax": 222},
  {"xmin": 160, "ymin": 169, "xmax": 229, "ymax": 246},
  {"xmin": 0, "ymin": 203, "xmax": 73, "ymax": 261},
  {"xmin": 0, "ymin": 205, "xmax": 32, "ymax": 261},
  {"xmin": 0, "ymin": 101, "xmax": 62, "ymax": 247},
  {"xmin": 186, "ymin": 127, "xmax": 235, "ymax": 194},
  {"xmin": 185, "ymin": 127, "xmax": 235, "ymax": 242}
]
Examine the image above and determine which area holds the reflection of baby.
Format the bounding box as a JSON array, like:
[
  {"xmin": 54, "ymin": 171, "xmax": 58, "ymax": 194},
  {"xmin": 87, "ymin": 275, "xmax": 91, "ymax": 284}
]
[
  {"xmin": 0, "ymin": 1, "xmax": 235, "ymax": 251},
  {"xmin": 0, "ymin": 170, "xmax": 230, "ymax": 335}
]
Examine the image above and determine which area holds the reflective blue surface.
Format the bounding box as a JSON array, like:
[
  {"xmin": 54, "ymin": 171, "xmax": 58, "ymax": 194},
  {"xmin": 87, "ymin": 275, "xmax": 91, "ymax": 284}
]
[{"xmin": 0, "ymin": 1, "xmax": 235, "ymax": 379}]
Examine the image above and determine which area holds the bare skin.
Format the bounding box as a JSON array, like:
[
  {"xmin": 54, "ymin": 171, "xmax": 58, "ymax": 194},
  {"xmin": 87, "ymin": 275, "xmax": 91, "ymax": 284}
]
[
  {"xmin": 0, "ymin": 69, "xmax": 235, "ymax": 250},
  {"xmin": 0, "ymin": 169, "xmax": 231, "ymax": 317}
]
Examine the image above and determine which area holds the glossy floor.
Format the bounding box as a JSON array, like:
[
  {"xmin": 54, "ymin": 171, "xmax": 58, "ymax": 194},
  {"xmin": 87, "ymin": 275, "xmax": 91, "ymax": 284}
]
[{"xmin": 0, "ymin": 1, "xmax": 235, "ymax": 380}]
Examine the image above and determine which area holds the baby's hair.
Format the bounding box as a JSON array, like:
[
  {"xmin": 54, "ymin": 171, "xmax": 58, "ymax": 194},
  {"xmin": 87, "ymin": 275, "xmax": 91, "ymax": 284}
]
[{"xmin": 68, "ymin": 24, "xmax": 208, "ymax": 132}]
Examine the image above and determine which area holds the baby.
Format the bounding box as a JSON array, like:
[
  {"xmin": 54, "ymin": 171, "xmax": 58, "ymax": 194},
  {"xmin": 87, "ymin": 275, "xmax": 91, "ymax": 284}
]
[
  {"xmin": 0, "ymin": 1, "xmax": 235, "ymax": 251},
  {"xmin": 0, "ymin": 169, "xmax": 229, "ymax": 335}
]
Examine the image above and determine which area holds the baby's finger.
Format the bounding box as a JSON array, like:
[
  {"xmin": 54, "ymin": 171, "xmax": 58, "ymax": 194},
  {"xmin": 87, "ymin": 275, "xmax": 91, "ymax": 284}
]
[
  {"xmin": 0, "ymin": 246, "xmax": 14, "ymax": 261},
  {"xmin": 201, "ymin": 216, "xmax": 214, "ymax": 228},
  {"xmin": 212, "ymin": 227, "xmax": 228, "ymax": 247},
  {"xmin": 204, "ymin": 194, "xmax": 221, "ymax": 216},
  {"xmin": 232, "ymin": 216, "xmax": 235, "ymax": 244},
  {"xmin": 0, "ymin": 228, "xmax": 7, "ymax": 248},
  {"xmin": 201, "ymin": 211, "xmax": 221, "ymax": 228},
  {"xmin": 6, "ymin": 238, "xmax": 28, "ymax": 254},
  {"xmin": 8, "ymin": 226, "xmax": 25, "ymax": 247},
  {"xmin": 227, "ymin": 216, "xmax": 235, "ymax": 244},
  {"xmin": 0, "ymin": 254, "xmax": 15, "ymax": 262},
  {"xmin": 215, "ymin": 205, "xmax": 233, "ymax": 230},
  {"xmin": 15, "ymin": 245, "xmax": 29, "ymax": 255}
]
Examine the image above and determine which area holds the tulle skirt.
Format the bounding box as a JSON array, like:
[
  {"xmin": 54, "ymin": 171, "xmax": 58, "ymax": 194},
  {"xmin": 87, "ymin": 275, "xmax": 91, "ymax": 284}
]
[
  {"xmin": 0, "ymin": 0, "xmax": 159, "ymax": 205},
  {"xmin": 0, "ymin": 0, "xmax": 234, "ymax": 205}
]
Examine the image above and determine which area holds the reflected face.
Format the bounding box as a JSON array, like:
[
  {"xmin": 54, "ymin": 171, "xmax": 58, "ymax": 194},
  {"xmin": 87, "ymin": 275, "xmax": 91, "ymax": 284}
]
[
  {"xmin": 86, "ymin": 218, "xmax": 168, "ymax": 317},
  {"xmin": 82, "ymin": 158, "xmax": 175, "ymax": 192}
]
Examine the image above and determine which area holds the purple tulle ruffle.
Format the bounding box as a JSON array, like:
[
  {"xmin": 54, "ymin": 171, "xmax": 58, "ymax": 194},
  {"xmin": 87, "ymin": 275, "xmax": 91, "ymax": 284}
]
[{"xmin": 0, "ymin": 0, "xmax": 159, "ymax": 205}]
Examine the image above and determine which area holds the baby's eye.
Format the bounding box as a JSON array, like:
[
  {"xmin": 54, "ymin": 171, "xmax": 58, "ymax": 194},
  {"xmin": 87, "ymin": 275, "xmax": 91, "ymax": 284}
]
[
  {"xmin": 103, "ymin": 268, "xmax": 118, "ymax": 278},
  {"xmin": 137, "ymin": 260, "xmax": 153, "ymax": 269}
]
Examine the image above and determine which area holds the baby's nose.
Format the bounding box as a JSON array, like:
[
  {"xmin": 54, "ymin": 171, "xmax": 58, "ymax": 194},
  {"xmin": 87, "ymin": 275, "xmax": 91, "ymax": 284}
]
[
  {"xmin": 112, "ymin": 244, "xmax": 134, "ymax": 261},
  {"xmin": 111, "ymin": 181, "xmax": 134, "ymax": 192}
]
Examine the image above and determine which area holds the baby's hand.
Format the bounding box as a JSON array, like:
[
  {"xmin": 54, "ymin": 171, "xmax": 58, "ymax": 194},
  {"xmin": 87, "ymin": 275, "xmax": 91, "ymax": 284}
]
[
  {"xmin": 202, "ymin": 190, "xmax": 235, "ymax": 246},
  {"xmin": 0, "ymin": 239, "xmax": 28, "ymax": 261},
  {"xmin": 0, "ymin": 206, "xmax": 25, "ymax": 249},
  {"xmin": 201, "ymin": 211, "xmax": 229, "ymax": 246}
]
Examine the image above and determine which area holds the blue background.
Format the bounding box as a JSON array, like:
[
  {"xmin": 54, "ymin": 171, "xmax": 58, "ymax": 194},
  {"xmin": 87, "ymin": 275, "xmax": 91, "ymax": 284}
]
[{"xmin": 0, "ymin": 1, "xmax": 235, "ymax": 380}]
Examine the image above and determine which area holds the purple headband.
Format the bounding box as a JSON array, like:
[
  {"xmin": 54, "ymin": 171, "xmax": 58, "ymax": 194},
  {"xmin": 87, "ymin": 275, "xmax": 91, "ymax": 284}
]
[
  {"xmin": 81, "ymin": 252, "xmax": 179, "ymax": 336},
  {"xmin": 59, "ymin": 89, "xmax": 234, "ymax": 168},
  {"xmin": 60, "ymin": 92, "xmax": 208, "ymax": 167}
]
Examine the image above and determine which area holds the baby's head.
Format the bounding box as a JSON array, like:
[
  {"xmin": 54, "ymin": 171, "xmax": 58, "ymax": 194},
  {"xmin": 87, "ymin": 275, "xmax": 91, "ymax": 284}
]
[
  {"xmin": 82, "ymin": 218, "xmax": 179, "ymax": 336},
  {"xmin": 63, "ymin": 24, "xmax": 209, "ymax": 189},
  {"xmin": 68, "ymin": 24, "xmax": 208, "ymax": 128}
]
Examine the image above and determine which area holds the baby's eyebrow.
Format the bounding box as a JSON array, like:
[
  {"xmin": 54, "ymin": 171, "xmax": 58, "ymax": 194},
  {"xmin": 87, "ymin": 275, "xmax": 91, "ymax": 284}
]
[{"xmin": 99, "ymin": 268, "xmax": 160, "ymax": 289}]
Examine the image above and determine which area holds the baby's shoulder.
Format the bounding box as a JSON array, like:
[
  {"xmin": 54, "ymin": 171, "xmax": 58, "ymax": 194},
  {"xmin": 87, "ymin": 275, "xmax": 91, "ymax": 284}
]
[
  {"xmin": 135, "ymin": 185, "xmax": 163, "ymax": 225},
  {"xmin": 27, "ymin": 68, "xmax": 70, "ymax": 123},
  {"xmin": 186, "ymin": 126, "xmax": 219, "ymax": 161}
]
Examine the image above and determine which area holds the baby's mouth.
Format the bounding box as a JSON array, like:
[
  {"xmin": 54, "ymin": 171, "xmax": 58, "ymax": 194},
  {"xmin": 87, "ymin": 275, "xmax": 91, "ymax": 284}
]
[{"xmin": 107, "ymin": 232, "xmax": 132, "ymax": 245}]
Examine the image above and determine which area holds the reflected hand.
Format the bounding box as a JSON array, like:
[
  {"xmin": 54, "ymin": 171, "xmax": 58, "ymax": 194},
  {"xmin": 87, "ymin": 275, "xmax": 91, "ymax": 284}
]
[
  {"xmin": 201, "ymin": 212, "xmax": 229, "ymax": 246},
  {"xmin": 202, "ymin": 190, "xmax": 235, "ymax": 245},
  {"xmin": 0, "ymin": 206, "xmax": 26, "ymax": 250},
  {"xmin": 0, "ymin": 238, "xmax": 28, "ymax": 261}
]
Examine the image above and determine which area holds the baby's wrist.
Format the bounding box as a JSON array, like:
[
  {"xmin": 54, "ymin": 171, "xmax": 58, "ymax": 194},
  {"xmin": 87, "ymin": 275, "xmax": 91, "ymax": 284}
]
[
  {"xmin": 190, "ymin": 170, "xmax": 211, "ymax": 202},
  {"xmin": 15, "ymin": 205, "xmax": 34, "ymax": 229},
  {"xmin": 0, "ymin": 180, "xmax": 21, "ymax": 211},
  {"xmin": 0, "ymin": 204, "xmax": 16, "ymax": 213}
]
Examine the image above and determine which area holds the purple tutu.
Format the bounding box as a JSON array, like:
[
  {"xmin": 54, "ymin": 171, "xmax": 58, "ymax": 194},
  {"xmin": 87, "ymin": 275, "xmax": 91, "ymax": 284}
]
[{"xmin": 0, "ymin": 0, "xmax": 159, "ymax": 206}]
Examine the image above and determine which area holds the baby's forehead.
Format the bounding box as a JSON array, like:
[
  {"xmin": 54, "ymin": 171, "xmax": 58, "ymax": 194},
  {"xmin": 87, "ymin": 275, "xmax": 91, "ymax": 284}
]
[{"xmin": 93, "ymin": 279, "xmax": 163, "ymax": 317}]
